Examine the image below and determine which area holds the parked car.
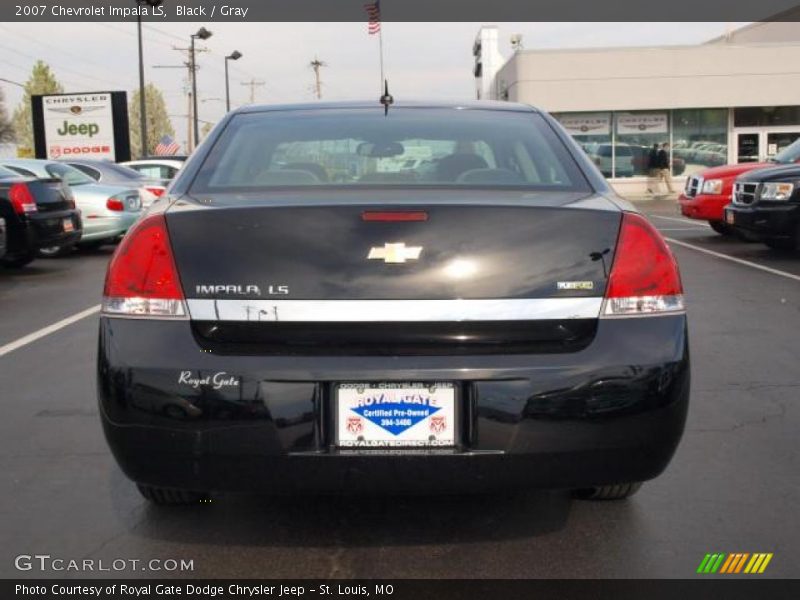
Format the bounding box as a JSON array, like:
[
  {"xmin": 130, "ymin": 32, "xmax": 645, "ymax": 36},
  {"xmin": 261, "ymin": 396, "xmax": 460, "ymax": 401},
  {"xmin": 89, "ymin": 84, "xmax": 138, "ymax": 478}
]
[
  {"xmin": 0, "ymin": 165, "xmax": 82, "ymax": 268},
  {"xmin": 62, "ymin": 159, "xmax": 168, "ymax": 207},
  {"xmin": 585, "ymin": 142, "xmax": 634, "ymax": 178},
  {"xmin": 679, "ymin": 138, "xmax": 800, "ymax": 235},
  {"xmin": 724, "ymin": 164, "xmax": 800, "ymax": 251},
  {"xmin": 120, "ymin": 157, "xmax": 186, "ymax": 180},
  {"xmin": 0, "ymin": 159, "xmax": 142, "ymax": 252},
  {"xmin": 99, "ymin": 100, "xmax": 688, "ymax": 505},
  {"xmin": 0, "ymin": 217, "xmax": 6, "ymax": 260}
]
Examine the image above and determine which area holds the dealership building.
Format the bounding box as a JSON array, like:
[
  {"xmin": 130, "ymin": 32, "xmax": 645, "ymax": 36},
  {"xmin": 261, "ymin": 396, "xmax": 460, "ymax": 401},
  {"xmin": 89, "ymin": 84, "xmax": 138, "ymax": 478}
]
[{"xmin": 473, "ymin": 18, "xmax": 800, "ymax": 194}]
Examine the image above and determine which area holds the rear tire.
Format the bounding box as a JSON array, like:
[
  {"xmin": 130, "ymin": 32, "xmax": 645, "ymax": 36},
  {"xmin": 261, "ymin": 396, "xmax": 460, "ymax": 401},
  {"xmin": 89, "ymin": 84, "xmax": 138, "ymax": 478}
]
[
  {"xmin": 1, "ymin": 251, "xmax": 36, "ymax": 269},
  {"xmin": 709, "ymin": 221, "xmax": 732, "ymax": 235},
  {"xmin": 136, "ymin": 484, "xmax": 210, "ymax": 506},
  {"xmin": 573, "ymin": 482, "xmax": 643, "ymax": 501}
]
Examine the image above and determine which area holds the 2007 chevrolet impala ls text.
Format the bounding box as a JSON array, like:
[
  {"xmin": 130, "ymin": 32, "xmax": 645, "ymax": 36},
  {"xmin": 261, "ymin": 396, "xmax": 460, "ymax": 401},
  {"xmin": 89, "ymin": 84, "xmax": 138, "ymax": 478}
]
[{"xmin": 97, "ymin": 100, "xmax": 690, "ymax": 504}]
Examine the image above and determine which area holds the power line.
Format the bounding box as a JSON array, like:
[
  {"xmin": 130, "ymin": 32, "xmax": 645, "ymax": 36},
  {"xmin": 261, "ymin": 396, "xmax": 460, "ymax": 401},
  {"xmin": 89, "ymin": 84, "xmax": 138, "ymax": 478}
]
[
  {"xmin": 240, "ymin": 78, "xmax": 265, "ymax": 104},
  {"xmin": 0, "ymin": 41, "xmax": 126, "ymax": 89}
]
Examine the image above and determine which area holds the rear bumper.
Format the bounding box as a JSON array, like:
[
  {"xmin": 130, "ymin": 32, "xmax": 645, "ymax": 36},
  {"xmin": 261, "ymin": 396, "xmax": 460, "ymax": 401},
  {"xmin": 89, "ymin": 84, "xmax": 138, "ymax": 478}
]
[
  {"xmin": 80, "ymin": 212, "xmax": 139, "ymax": 243},
  {"xmin": 4, "ymin": 209, "xmax": 82, "ymax": 254},
  {"xmin": 724, "ymin": 203, "xmax": 800, "ymax": 239},
  {"xmin": 678, "ymin": 193, "xmax": 728, "ymax": 221},
  {"xmin": 98, "ymin": 315, "xmax": 690, "ymax": 493}
]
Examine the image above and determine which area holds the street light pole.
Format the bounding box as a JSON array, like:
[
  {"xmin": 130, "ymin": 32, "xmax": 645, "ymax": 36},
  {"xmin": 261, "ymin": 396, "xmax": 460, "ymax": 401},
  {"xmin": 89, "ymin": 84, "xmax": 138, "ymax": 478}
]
[
  {"xmin": 136, "ymin": 3, "xmax": 147, "ymax": 157},
  {"xmin": 190, "ymin": 26, "xmax": 213, "ymax": 147},
  {"xmin": 135, "ymin": 0, "xmax": 163, "ymax": 158},
  {"xmin": 224, "ymin": 50, "xmax": 242, "ymax": 112}
]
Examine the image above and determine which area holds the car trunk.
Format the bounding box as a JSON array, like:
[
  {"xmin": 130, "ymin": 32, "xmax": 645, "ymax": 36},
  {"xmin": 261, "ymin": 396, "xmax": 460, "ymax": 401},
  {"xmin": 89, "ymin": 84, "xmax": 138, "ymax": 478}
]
[
  {"xmin": 27, "ymin": 178, "xmax": 74, "ymax": 213},
  {"xmin": 167, "ymin": 196, "xmax": 621, "ymax": 354}
]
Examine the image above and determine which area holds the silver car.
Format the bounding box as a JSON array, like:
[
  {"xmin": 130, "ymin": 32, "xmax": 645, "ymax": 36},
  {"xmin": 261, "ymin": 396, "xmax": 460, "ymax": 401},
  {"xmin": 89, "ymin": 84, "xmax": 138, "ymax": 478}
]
[
  {"xmin": 61, "ymin": 159, "xmax": 169, "ymax": 208},
  {"xmin": 0, "ymin": 159, "xmax": 142, "ymax": 252}
]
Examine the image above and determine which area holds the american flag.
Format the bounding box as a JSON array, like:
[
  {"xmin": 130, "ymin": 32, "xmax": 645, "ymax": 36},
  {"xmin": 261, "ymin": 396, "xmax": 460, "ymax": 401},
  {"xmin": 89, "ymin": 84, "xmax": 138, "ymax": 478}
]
[
  {"xmin": 154, "ymin": 135, "xmax": 180, "ymax": 156},
  {"xmin": 364, "ymin": 0, "xmax": 381, "ymax": 35}
]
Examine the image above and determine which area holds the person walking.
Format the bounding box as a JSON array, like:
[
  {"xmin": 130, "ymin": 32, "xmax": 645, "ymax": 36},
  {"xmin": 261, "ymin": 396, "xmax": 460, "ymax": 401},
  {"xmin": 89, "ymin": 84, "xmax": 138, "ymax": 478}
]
[
  {"xmin": 647, "ymin": 143, "xmax": 659, "ymax": 194},
  {"xmin": 656, "ymin": 142, "xmax": 674, "ymax": 194}
]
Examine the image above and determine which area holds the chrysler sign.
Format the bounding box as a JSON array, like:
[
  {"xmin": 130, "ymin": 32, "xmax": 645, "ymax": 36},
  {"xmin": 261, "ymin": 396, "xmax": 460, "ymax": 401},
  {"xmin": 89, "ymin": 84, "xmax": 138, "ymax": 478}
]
[
  {"xmin": 31, "ymin": 91, "xmax": 131, "ymax": 162},
  {"xmin": 43, "ymin": 93, "xmax": 114, "ymax": 159}
]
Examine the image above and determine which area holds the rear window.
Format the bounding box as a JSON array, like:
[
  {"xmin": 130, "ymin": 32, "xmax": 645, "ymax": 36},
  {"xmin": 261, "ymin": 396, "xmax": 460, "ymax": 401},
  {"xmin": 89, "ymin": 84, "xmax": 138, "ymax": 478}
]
[
  {"xmin": 190, "ymin": 108, "xmax": 590, "ymax": 193},
  {"xmin": 0, "ymin": 165, "xmax": 21, "ymax": 180},
  {"xmin": 44, "ymin": 163, "xmax": 95, "ymax": 186}
]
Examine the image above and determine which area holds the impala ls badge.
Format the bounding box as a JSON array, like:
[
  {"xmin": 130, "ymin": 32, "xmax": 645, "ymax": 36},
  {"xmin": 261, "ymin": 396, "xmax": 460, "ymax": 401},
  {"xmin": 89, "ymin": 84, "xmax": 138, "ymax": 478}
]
[{"xmin": 367, "ymin": 242, "xmax": 423, "ymax": 264}]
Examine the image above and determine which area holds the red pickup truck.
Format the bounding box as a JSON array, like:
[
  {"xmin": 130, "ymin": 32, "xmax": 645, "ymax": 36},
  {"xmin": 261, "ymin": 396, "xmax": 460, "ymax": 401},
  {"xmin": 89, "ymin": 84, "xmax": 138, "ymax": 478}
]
[{"xmin": 679, "ymin": 138, "xmax": 800, "ymax": 234}]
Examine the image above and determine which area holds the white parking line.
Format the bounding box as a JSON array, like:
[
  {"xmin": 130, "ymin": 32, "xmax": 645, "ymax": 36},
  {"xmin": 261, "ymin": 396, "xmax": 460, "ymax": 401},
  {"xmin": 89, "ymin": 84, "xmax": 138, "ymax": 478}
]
[
  {"xmin": 0, "ymin": 304, "xmax": 101, "ymax": 358},
  {"xmin": 665, "ymin": 238, "xmax": 800, "ymax": 282},
  {"xmin": 651, "ymin": 215, "xmax": 709, "ymax": 228}
]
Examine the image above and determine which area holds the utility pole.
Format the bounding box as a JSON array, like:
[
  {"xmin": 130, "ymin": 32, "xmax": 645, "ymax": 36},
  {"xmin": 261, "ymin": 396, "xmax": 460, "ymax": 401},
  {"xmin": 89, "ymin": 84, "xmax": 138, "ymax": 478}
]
[
  {"xmin": 153, "ymin": 62, "xmax": 195, "ymax": 151},
  {"xmin": 187, "ymin": 90, "xmax": 193, "ymax": 153},
  {"xmin": 240, "ymin": 78, "xmax": 265, "ymax": 104},
  {"xmin": 189, "ymin": 27, "xmax": 213, "ymax": 147},
  {"xmin": 309, "ymin": 57, "xmax": 326, "ymax": 100}
]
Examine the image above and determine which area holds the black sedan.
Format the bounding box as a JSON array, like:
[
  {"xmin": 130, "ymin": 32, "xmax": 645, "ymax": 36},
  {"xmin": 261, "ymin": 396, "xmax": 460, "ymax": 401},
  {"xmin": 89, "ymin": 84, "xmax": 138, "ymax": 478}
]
[
  {"xmin": 98, "ymin": 101, "xmax": 690, "ymax": 504},
  {"xmin": 725, "ymin": 164, "xmax": 800, "ymax": 251},
  {"xmin": 0, "ymin": 165, "xmax": 82, "ymax": 268}
]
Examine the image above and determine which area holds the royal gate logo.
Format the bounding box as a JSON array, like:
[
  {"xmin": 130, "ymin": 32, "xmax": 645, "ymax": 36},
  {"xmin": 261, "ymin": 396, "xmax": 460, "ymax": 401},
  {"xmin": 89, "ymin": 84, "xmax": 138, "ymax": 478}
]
[
  {"xmin": 350, "ymin": 392, "xmax": 442, "ymax": 436},
  {"xmin": 696, "ymin": 552, "xmax": 773, "ymax": 574}
]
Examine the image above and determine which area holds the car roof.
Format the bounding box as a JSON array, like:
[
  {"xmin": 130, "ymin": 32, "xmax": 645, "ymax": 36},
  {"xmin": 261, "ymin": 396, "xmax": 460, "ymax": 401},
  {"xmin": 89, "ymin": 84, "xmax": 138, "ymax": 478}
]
[
  {"xmin": 234, "ymin": 100, "xmax": 539, "ymax": 115},
  {"xmin": 1, "ymin": 158, "xmax": 57, "ymax": 166},
  {"xmin": 123, "ymin": 159, "xmax": 183, "ymax": 165},
  {"xmin": 62, "ymin": 159, "xmax": 114, "ymax": 165}
]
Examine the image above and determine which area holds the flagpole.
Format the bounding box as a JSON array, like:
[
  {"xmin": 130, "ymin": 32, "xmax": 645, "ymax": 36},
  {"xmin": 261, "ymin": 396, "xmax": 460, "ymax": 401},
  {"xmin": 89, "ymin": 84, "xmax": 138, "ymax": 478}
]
[{"xmin": 378, "ymin": 27, "xmax": 385, "ymax": 91}]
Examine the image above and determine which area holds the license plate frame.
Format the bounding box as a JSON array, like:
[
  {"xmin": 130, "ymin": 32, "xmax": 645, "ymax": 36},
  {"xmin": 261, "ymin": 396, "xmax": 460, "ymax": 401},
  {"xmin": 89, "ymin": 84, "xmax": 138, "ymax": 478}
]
[
  {"xmin": 334, "ymin": 382, "xmax": 459, "ymax": 449},
  {"xmin": 63, "ymin": 218, "xmax": 74, "ymax": 232}
]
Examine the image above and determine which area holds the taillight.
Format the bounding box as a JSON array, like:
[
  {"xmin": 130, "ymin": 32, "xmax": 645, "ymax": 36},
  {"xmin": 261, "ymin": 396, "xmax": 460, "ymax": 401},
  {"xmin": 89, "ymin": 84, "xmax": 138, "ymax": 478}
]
[
  {"xmin": 9, "ymin": 183, "xmax": 38, "ymax": 215},
  {"xmin": 102, "ymin": 214, "xmax": 186, "ymax": 318},
  {"xmin": 107, "ymin": 197, "xmax": 125, "ymax": 211},
  {"xmin": 146, "ymin": 187, "xmax": 166, "ymax": 198},
  {"xmin": 603, "ymin": 212, "xmax": 684, "ymax": 317}
]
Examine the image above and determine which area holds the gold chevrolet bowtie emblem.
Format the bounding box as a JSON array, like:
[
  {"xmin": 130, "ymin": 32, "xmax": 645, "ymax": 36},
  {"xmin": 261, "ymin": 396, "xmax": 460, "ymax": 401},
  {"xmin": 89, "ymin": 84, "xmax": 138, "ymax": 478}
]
[{"xmin": 367, "ymin": 242, "xmax": 423, "ymax": 264}]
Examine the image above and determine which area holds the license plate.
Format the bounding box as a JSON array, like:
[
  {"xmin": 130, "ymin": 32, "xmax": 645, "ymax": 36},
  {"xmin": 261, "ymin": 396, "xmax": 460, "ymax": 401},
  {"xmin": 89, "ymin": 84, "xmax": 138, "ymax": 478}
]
[
  {"xmin": 63, "ymin": 218, "xmax": 74, "ymax": 232},
  {"xmin": 726, "ymin": 211, "xmax": 735, "ymax": 225},
  {"xmin": 336, "ymin": 382, "xmax": 457, "ymax": 448}
]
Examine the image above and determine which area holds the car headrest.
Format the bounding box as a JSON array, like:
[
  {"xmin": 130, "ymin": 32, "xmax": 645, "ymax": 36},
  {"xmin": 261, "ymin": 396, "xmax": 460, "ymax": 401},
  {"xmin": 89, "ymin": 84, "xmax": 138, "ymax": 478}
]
[{"xmin": 435, "ymin": 153, "xmax": 489, "ymax": 181}]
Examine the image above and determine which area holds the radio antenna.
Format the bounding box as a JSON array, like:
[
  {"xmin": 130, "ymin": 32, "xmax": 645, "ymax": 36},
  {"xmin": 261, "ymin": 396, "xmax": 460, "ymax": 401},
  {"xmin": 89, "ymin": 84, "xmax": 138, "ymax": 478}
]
[{"xmin": 379, "ymin": 79, "xmax": 393, "ymax": 116}]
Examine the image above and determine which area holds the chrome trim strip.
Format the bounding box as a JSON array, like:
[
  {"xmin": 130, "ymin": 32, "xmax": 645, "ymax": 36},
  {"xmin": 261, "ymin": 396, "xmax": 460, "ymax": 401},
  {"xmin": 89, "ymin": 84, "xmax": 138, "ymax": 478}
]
[{"xmin": 185, "ymin": 297, "xmax": 605, "ymax": 322}]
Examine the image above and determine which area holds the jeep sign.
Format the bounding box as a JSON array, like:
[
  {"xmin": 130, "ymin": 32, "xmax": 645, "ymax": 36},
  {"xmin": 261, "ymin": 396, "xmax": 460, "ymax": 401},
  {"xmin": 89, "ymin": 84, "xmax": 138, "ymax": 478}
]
[{"xmin": 31, "ymin": 91, "xmax": 131, "ymax": 162}]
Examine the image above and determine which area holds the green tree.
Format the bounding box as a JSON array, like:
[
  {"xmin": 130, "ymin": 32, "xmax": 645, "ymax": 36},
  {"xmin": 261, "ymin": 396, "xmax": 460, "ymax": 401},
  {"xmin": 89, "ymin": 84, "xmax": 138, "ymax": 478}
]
[
  {"xmin": 128, "ymin": 84, "xmax": 175, "ymax": 157},
  {"xmin": 0, "ymin": 86, "xmax": 13, "ymax": 143},
  {"xmin": 200, "ymin": 120, "xmax": 214, "ymax": 140},
  {"xmin": 12, "ymin": 61, "xmax": 64, "ymax": 152}
]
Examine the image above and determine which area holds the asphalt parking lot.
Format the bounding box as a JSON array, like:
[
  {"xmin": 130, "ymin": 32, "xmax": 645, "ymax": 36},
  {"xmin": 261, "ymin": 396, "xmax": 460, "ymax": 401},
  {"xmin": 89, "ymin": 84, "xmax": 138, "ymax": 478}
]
[{"xmin": 0, "ymin": 198, "xmax": 798, "ymax": 579}]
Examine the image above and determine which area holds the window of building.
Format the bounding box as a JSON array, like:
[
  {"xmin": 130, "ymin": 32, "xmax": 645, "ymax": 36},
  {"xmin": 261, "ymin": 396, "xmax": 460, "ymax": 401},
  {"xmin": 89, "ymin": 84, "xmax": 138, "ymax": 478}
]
[
  {"xmin": 672, "ymin": 108, "xmax": 728, "ymax": 176},
  {"xmin": 552, "ymin": 112, "xmax": 613, "ymax": 176},
  {"xmin": 734, "ymin": 106, "xmax": 800, "ymax": 128},
  {"xmin": 614, "ymin": 112, "xmax": 670, "ymax": 179}
]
